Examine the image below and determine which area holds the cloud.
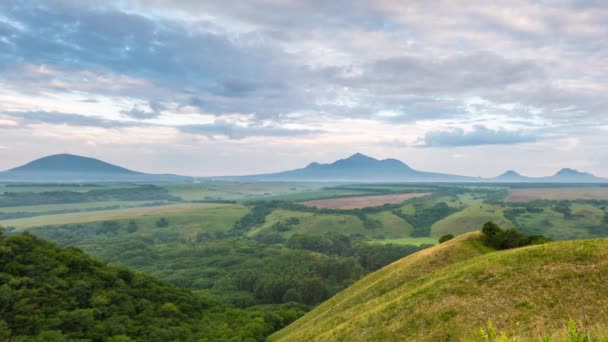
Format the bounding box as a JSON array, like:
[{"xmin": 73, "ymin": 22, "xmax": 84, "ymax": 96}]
[
  {"xmin": 4, "ymin": 110, "xmax": 138, "ymax": 128},
  {"xmin": 417, "ymin": 125, "xmax": 538, "ymax": 148},
  {"xmin": 121, "ymin": 101, "xmax": 164, "ymax": 120},
  {"xmin": 179, "ymin": 121, "xmax": 322, "ymax": 139}
]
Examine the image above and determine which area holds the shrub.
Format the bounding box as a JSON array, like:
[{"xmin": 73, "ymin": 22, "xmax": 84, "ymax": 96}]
[
  {"xmin": 155, "ymin": 217, "xmax": 169, "ymax": 227},
  {"xmin": 439, "ymin": 234, "xmax": 454, "ymax": 243},
  {"xmin": 481, "ymin": 221, "xmax": 551, "ymax": 250}
]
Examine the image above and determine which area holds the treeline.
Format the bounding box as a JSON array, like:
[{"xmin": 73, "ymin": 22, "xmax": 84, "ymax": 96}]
[
  {"xmin": 0, "ymin": 185, "xmax": 180, "ymax": 207},
  {"xmin": 0, "ymin": 229, "xmax": 306, "ymax": 341}
]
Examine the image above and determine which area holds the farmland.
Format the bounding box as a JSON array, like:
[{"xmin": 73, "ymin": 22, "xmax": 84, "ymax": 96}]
[
  {"xmin": 507, "ymin": 187, "xmax": 608, "ymax": 202},
  {"xmin": 299, "ymin": 192, "xmax": 431, "ymax": 209},
  {"xmin": 3, "ymin": 202, "xmax": 229, "ymax": 230}
]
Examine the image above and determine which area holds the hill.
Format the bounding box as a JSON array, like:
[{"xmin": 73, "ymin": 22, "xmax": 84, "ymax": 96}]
[
  {"xmin": 491, "ymin": 168, "xmax": 608, "ymax": 183},
  {"xmin": 491, "ymin": 170, "xmax": 531, "ymax": 182},
  {"xmin": 0, "ymin": 154, "xmax": 187, "ymax": 183},
  {"xmin": 0, "ymin": 228, "xmax": 305, "ymax": 341},
  {"xmin": 230, "ymin": 153, "xmax": 479, "ymax": 182},
  {"xmin": 271, "ymin": 232, "xmax": 608, "ymax": 341}
]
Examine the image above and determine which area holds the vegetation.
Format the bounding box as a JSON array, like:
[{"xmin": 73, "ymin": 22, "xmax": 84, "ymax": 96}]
[
  {"xmin": 271, "ymin": 231, "xmax": 608, "ymax": 341},
  {"xmin": 438, "ymin": 234, "xmax": 454, "ymax": 243},
  {"xmin": 480, "ymin": 221, "xmax": 551, "ymax": 250},
  {"xmin": 29, "ymin": 216, "xmax": 429, "ymax": 310},
  {"xmin": 0, "ymin": 228, "xmax": 306, "ymax": 341},
  {"xmin": 0, "ymin": 185, "xmax": 179, "ymax": 207}
]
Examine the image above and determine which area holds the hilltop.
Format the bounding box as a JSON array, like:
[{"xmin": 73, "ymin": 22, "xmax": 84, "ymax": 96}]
[
  {"xmin": 0, "ymin": 154, "xmax": 187, "ymax": 183},
  {"xmin": 8, "ymin": 153, "xmax": 139, "ymax": 174},
  {"xmin": 271, "ymin": 232, "xmax": 608, "ymax": 341}
]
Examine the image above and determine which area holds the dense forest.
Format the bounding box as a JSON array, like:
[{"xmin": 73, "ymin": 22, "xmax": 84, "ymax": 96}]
[
  {"xmin": 0, "ymin": 227, "xmax": 306, "ymax": 341},
  {"xmin": 31, "ymin": 221, "xmax": 430, "ymax": 308}
]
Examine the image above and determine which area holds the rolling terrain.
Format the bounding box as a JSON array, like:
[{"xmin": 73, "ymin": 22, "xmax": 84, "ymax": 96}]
[
  {"xmin": 271, "ymin": 232, "xmax": 608, "ymax": 341},
  {"xmin": 3, "ymin": 152, "xmax": 606, "ymax": 183}
]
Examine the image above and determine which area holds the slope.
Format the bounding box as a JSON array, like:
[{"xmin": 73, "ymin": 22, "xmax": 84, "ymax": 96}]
[
  {"xmin": 0, "ymin": 154, "xmax": 187, "ymax": 183},
  {"xmin": 271, "ymin": 232, "xmax": 608, "ymax": 341},
  {"xmin": 8, "ymin": 153, "xmax": 139, "ymax": 174},
  {"xmin": 0, "ymin": 229, "xmax": 304, "ymax": 341}
]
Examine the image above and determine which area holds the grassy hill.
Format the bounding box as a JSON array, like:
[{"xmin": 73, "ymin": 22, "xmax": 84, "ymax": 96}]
[{"xmin": 271, "ymin": 232, "xmax": 608, "ymax": 341}]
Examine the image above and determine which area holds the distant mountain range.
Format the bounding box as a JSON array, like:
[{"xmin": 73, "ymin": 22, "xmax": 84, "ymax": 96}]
[
  {"xmin": 0, "ymin": 152, "xmax": 606, "ymax": 183},
  {"xmin": 231, "ymin": 153, "xmax": 478, "ymax": 182},
  {"xmin": 0, "ymin": 154, "xmax": 186, "ymax": 183},
  {"xmin": 228, "ymin": 153, "xmax": 607, "ymax": 183}
]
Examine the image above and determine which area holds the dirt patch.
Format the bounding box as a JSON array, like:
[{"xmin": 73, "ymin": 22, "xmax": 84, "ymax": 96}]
[
  {"xmin": 299, "ymin": 193, "xmax": 431, "ymax": 210},
  {"xmin": 507, "ymin": 188, "xmax": 608, "ymax": 202}
]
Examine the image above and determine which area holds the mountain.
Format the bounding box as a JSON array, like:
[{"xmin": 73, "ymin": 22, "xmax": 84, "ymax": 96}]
[
  {"xmin": 9, "ymin": 153, "xmax": 139, "ymax": 174},
  {"xmin": 490, "ymin": 170, "xmax": 532, "ymax": 182},
  {"xmin": 271, "ymin": 232, "xmax": 608, "ymax": 341},
  {"xmin": 0, "ymin": 153, "xmax": 187, "ymax": 183},
  {"xmin": 490, "ymin": 168, "xmax": 607, "ymax": 183},
  {"xmin": 546, "ymin": 168, "xmax": 603, "ymax": 182},
  {"xmin": 229, "ymin": 153, "xmax": 480, "ymax": 182}
]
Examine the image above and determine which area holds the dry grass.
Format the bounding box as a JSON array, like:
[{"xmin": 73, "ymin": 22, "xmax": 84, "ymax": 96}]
[
  {"xmin": 299, "ymin": 193, "xmax": 431, "ymax": 209},
  {"xmin": 271, "ymin": 233, "xmax": 608, "ymax": 341},
  {"xmin": 507, "ymin": 188, "xmax": 608, "ymax": 202}
]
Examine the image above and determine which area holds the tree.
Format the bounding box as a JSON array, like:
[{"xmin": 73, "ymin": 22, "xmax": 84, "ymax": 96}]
[
  {"xmin": 439, "ymin": 234, "xmax": 454, "ymax": 243},
  {"xmin": 156, "ymin": 218, "xmax": 169, "ymax": 228}
]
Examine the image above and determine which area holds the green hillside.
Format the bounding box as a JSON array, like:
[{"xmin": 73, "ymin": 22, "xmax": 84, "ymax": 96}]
[
  {"xmin": 271, "ymin": 232, "xmax": 608, "ymax": 341},
  {"xmin": 0, "ymin": 228, "xmax": 305, "ymax": 341}
]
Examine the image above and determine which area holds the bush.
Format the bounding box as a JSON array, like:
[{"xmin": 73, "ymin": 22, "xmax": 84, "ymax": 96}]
[
  {"xmin": 439, "ymin": 234, "xmax": 454, "ymax": 243},
  {"xmin": 481, "ymin": 221, "xmax": 551, "ymax": 250},
  {"xmin": 155, "ymin": 217, "xmax": 169, "ymax": 227}
]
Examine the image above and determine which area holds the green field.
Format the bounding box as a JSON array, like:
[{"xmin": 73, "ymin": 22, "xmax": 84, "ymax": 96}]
[
  {"xmin": 431, "ymin": 200, "xmax": 512, "ymax": 237},
  {"xmin": 2, "ymin": 202, "xmax": 231, "ymax": 230}
]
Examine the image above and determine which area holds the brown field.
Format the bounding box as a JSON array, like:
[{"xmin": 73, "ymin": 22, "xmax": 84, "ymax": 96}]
[
  {"xmin": 299, "ymin": 193, "xmax": 431, "ymax": 209},
  {"xmin": 507, "ymin": 188, "xmax": 608, "ymax": 202}
]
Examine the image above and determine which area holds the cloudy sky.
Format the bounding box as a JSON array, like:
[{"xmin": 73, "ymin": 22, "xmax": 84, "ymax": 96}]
[{"xmin": 1, "ymin": 0, "xmax": 607, "ymax": 177}]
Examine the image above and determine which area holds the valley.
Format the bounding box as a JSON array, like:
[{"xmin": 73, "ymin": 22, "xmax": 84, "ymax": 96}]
[{"xmin": 2, "ymin": 155, "xmax": 608, "ymax": 341}]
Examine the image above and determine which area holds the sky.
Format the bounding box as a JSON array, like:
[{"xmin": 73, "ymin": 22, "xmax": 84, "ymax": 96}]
[{"xmin": 0, "ymin": 0, "xmax": 607, "ymax": 177}]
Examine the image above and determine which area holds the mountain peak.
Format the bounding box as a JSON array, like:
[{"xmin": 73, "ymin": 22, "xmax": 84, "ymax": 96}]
[
  {"xmin": 501, "ymin": 170, "xmax": 522, "ymax": 177},
  {"xmin": 554, "ymin": 168, "xmax": 593, "ymax": 177},
  {"xmin": 8, "ymin": 153, "xmax": 139, "ymax": 174},
  {"xmin": 345, "ymin": 153, "xmax": 377, "ymax": 161}
]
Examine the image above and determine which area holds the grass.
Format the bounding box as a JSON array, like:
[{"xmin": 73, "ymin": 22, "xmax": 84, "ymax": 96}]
[
  {"xmin": 298, "ymin": 193, "xmax": 431, "ymax": 209},
  {"xmin": 271, "ymin": 233, "xmax": 608, "ymax": 341},
  {"xmin": 249, "ymin": 209, "xmax": 421, "ymax": 240},
  {"xmin": 371, "ymin": 237, "xmax": 438, "ymax": 246},
  {"xmin": 165, "ymin": 182, "xmax": 331, "ymax": 201},
  {"xmin": 3, "ymin": 203, "xmax": 233, "ymax": 230},
  {"xmin": 431, "ymin": 199, "xmax": 512, "ymax": 237},
  {"xmin": 507, "ymin": 187, "xmax": 608, "ymax": 202},
  {"xmin": 0, "ymin": 200, "xmax": 157, "ymax": 213},
  {"xmin": 248, "ymin": 209, "xmax": 366, "ymax": 238}
]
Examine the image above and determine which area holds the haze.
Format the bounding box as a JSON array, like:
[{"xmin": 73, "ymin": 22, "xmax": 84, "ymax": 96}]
[{"xmin": 0, "ymin": 1, "xmax": 607, "ymax": 177}]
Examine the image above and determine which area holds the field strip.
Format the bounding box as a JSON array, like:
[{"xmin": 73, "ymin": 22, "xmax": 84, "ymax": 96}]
[
  {"xmin": 299, "ymin": 192, "xmax": 431, "ymax": 209},
  {"xmin": 507, "ymin": 188, "xmax": 608, "ymax": 202},
  {"xmin": 2, "ymin": 203, "xmax": 229, "ymax": 230}
]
